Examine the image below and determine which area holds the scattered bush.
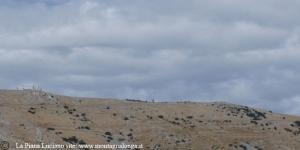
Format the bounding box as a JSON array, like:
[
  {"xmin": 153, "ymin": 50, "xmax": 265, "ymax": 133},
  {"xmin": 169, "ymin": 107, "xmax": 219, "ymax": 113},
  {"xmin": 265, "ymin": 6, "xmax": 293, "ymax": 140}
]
[
  {"xmin": 146, "ymin": 115, "xmax": 153, "ymax": 119},
  {"xmin": 158, "ymin": 115, "xmax": 164, "ymax": 119},
  {"xmin": 28, "ymin": 107, "xmax": 36, "ymax": 114},
  {"xmin": 103, "ymin": 132, "xmax": 113, "ymax": 142},
  {"xmin": 186, "ymin": 116, "xmax": 193, "ymax": 119},
  {"xmin": 294, "ymin": 121, "xmax": 300, "ymax": 127},
  {"xmin": 47, "ymin": 127, "xmax": 55, "ymax": 131},
  {"xmin": 284, "ymin": 128, "xmax": 292, "ymax": 133},
  {"xmin": 62, "ymin": 136, "xmax": 79, "ymax": 144},
  {"xmin": 78, "ymin": 139, "xmax": 86, "ymax": 145},
  {"xmin": 239, "ymin": 144, "xmax": 247, "ymax": 150},
  {"xmin": 63, "ymin": 105, "xmax": 69, "ymax": 109},
  {"xmin": 250, "ymin": 120, "xmax": 258, "ymax": 125},
  {"xmin": 77, "ymin": 126, "xmax": 90, "ymax": 130}
]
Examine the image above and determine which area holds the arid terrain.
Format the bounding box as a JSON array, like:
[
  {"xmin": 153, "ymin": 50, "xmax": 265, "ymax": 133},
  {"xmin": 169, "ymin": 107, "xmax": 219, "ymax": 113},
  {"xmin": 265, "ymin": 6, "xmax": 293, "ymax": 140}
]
[{"xmin": 0, "ymin": 89, "xmax": 300, "ymax": 150}]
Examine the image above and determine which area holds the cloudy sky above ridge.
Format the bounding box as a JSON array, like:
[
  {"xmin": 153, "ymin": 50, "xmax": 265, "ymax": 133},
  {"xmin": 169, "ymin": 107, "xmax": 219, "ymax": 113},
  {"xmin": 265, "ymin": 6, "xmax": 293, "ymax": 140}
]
[{"xmin": 1, "ymin": 0, "xmax": 300, "ymax": 115}]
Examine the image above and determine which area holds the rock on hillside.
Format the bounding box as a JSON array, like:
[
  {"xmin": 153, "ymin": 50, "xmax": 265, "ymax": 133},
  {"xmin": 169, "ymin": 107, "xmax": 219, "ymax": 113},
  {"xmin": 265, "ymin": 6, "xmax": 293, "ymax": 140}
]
[{"xmin": 0, "ymin": 90, "xmax": 300, "ymax": 150}]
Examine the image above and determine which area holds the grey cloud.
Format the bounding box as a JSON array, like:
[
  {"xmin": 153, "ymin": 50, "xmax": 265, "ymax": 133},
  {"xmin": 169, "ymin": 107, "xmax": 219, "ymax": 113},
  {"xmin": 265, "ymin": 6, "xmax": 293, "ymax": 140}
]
[{"xmin": 0, "ymin": 0, "xmax": 300, "ymax": 115}]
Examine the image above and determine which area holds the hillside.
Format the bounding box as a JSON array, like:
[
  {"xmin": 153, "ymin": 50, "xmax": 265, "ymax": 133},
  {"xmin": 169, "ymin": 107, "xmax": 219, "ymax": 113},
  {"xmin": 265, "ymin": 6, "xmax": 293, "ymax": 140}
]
[{"xmin": 0, "ymin": 89, "xmax": 300, "ymax": 150}]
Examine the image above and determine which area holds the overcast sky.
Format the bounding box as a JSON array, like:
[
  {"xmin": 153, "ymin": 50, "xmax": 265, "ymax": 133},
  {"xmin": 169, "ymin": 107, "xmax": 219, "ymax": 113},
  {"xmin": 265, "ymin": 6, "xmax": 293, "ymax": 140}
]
[{"xmin": 1, "ymin": 0, "xmax": 300, "ymax": 115}]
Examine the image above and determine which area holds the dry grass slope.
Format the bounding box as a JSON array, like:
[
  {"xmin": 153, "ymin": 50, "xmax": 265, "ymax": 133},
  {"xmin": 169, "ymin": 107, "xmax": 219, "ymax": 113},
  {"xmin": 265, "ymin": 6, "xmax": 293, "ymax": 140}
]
[{"xmin": 0, "ymin": 90, "xmax": 300, "ymax": 150}]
